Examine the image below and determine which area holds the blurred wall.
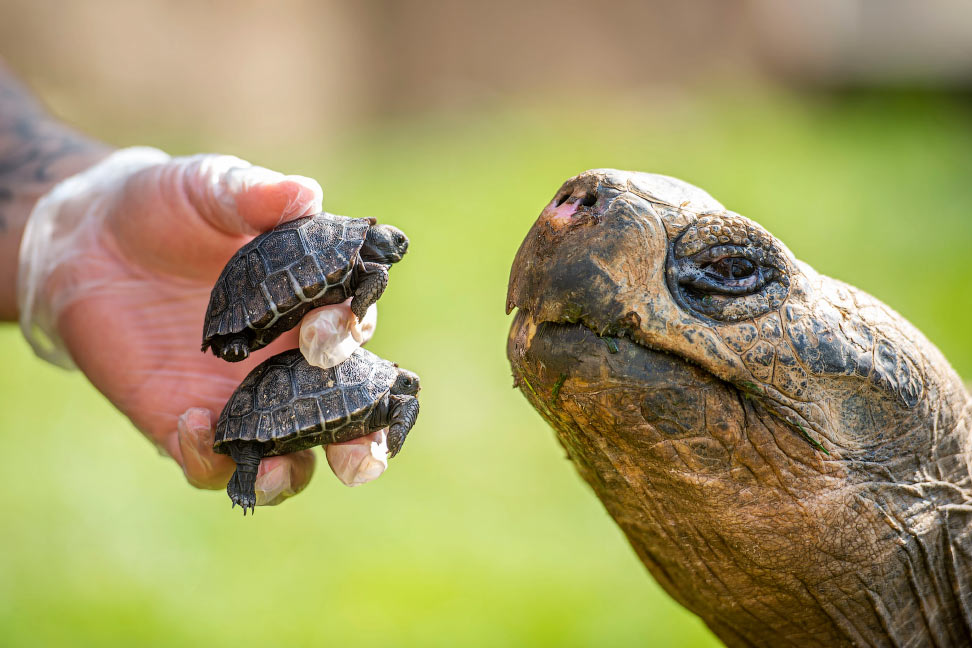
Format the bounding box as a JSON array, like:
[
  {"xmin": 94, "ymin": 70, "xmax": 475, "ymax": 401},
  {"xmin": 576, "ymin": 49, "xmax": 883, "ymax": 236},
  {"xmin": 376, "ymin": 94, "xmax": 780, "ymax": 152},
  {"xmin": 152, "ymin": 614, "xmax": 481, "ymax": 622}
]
[
  {"xmin": 0, "ymin": 0, "xmax": 757, "ymax": 148},
  {"xmin": 350, "ymin": 0, "xmax": 755, "ymax": 112},
  {"xmin": 0, "ymin": 0, "xmax": 370, "ymax": 147},
  {"xmin": 750, "ymin": 0, "xmax": 972, "ymax": 85},
  {"xmin": 1, "ymin": 0, "xmax": 970, "ymax": 149}
]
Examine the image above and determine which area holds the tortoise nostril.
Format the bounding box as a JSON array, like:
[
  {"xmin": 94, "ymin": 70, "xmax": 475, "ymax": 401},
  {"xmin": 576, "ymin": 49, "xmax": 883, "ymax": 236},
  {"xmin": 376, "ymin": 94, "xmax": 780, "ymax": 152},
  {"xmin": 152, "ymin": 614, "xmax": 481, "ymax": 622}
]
[
  {"xmin": 554, "ymin": 189, "xmax": 596, "ymax": 209},
  {"xmin": 553, "ymin": 174, "xmax": 602, "ymax": 210}
]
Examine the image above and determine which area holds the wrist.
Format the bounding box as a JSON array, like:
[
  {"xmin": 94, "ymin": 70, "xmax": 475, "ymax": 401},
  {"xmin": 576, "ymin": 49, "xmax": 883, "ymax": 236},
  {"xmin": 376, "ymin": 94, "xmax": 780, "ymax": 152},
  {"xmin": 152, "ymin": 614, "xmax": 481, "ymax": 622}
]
[
  {"xmin": 16, "ymin": 146, "xmax": 170, "ymax": 367},
  {"xmin": 0, "ymin": 132, "xmax": 113, "ymax": 321}
]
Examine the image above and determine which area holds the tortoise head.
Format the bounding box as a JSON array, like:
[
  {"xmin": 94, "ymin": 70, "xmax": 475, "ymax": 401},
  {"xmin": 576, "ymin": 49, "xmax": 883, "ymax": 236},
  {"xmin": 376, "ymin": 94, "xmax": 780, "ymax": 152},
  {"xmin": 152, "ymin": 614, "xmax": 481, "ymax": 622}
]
[
  {"xmin": 391, "ymin": 367, "xmax": 420, "ymax": 396},
  {"xmin": 362, "ymin": 224, "xmax": 409, "ymax": 264},
  {"xmin": 506, "ymin": 169, "xmax": 946, "ymax": 462},
  {"xmin": 506, "ymin": 169, "xmax": 972, "ymax": 645}
]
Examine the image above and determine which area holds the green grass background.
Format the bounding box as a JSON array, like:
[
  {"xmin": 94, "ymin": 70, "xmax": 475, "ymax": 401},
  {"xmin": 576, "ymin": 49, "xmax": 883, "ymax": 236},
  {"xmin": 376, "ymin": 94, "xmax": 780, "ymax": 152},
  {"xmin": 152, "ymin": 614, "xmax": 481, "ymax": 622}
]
[{"xmin": 1, "ymin": 89, "xmax": 970, "ymax": 647}]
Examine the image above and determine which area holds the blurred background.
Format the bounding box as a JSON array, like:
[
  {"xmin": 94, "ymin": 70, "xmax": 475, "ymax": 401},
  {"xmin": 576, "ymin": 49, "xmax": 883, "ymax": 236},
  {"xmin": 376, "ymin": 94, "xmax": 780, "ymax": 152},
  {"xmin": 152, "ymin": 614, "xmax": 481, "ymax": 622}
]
[{"xmin": 1, "ymin": 1, "xmax": 971, "ymax": 646}]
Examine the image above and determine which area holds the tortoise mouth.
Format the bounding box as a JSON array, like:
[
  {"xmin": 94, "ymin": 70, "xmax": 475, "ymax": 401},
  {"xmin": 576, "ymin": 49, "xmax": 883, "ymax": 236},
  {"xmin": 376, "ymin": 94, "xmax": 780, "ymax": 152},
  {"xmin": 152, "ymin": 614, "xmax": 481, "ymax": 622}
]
[
  {"xmin": 507, "ymin": 309, "xmax": 724, "ymax": 394},
  {"xmin": 507, "ymin": 310, "xmax": 742, "ymax": 454}
]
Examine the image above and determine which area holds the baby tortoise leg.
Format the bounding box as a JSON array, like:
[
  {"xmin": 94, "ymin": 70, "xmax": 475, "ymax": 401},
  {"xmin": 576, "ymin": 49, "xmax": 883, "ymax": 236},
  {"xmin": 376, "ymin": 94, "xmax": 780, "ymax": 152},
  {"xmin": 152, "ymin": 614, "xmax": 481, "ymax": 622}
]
[
  {"xmin": 211, "ymin": 334, "xmax": 250, "ymax": 362},
  {"xmin": 386, "ymin": 395, "xmax": 420, "ymax": 457},
  {"xmin": 350, "ymin": 262, "xmax": 389, "ymax": 320},
  {"xmin": 226, "ymin": 441, "xmax": 264, "ymax": 515}
]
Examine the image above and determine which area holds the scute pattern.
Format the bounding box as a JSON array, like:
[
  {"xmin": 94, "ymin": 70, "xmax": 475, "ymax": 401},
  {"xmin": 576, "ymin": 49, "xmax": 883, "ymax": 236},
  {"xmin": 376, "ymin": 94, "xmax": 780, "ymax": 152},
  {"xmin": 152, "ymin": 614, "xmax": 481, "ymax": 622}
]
[
  {"xmin": 202, "ymin": 213, "xmax": 371, "ymax": 353},
  {"xmin": 259, "ymin": 229, "xmax": 302, "ymax": 268},
  {"xmin": 213, "ymin": 348, "xmax": 398, "ymax": 456}
]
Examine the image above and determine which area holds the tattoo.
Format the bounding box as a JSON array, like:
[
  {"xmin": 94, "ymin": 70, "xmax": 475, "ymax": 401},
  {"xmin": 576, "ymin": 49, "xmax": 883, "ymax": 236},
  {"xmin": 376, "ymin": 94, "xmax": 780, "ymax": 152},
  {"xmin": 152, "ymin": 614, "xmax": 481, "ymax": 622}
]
[
  {"xmin": 0, "ymin": 77, "xmax": 95, "ymax": 232},
  {"xmin": 0, "ymin": 62, "xmax": 110, "ymax": 320},
  {"xmin": 0, "ymin": 186, "xmax": 9, "ymax": 232}
]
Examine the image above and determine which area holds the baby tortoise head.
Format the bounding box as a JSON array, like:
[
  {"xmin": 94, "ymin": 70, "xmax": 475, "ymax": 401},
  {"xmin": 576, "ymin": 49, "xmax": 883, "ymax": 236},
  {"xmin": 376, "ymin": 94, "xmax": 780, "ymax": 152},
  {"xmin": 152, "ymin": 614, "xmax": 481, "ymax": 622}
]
[
  {"xmin": 362, "ymin": 223, "xmax": 409, "ymax": 264},
  {"xmin": 391, "ymin": 367, "xmax": 421, "ymax": 396}
]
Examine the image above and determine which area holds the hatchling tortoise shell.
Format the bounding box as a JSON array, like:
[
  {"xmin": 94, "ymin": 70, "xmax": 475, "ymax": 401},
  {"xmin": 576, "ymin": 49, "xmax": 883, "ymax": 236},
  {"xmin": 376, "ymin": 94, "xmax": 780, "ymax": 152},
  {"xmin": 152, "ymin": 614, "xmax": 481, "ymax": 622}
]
[
  {"xmin": 214, "ymin": 347, "xmax": 420, "ymax": 513},
  {"xmin": 202, "ymin": 213, "xmax": 408, "ymax": 362},
  {"xmin": 216, "ymin": 348, "xmax": 397, "ymax": 454}
]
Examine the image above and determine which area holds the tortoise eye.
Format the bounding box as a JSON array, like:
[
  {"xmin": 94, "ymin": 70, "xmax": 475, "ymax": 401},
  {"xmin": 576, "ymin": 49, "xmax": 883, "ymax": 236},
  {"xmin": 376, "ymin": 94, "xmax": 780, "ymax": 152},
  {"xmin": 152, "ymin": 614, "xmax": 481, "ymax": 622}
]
[
  {"xmin": 707, "ymin": 257, "xmax": 755, "ymax": 280},
  {"xmin": 666, "ymin": 217, "xmax": 791, "ymax": 322}
]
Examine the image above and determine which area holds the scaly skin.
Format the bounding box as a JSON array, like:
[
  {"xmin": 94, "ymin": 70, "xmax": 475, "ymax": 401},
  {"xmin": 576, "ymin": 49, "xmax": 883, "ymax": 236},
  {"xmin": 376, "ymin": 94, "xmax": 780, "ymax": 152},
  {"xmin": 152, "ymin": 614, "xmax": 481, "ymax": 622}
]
[{"xmin": 506, "ymin": 169, "xmax": 972, "ymax": 647}]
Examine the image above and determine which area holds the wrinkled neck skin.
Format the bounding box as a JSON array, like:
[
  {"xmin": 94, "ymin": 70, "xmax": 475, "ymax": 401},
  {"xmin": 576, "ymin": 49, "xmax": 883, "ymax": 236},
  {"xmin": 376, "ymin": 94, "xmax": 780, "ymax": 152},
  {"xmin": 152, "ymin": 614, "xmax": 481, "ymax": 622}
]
[{"xmin": 506, "ymin": 169, "xmax": 972, "ymax": 647}]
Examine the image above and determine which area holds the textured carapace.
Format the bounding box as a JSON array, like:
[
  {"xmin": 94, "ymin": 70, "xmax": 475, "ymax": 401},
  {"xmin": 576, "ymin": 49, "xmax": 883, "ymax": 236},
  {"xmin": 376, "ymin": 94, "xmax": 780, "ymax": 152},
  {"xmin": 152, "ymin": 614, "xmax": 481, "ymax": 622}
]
[
  {"xmin": 507, "ymin": 169, "xmax": 972, "ymax": 647},
  {"xmin": 202, "ymin": 213, "xmax": 407, "ymax": 361},
  {"xmin": 214, "ymin": 347, "xmax": 418, "ymax": 456},
  {"xmin": 214, "ymin": 347, "xmax": 421, "ymax": 513}
]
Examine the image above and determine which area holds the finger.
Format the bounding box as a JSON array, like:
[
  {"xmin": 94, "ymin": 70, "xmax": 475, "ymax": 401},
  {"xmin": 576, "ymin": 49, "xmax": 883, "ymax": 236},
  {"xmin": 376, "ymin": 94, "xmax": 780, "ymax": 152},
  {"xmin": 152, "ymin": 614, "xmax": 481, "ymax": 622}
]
[
  {"xmin": 298, "ymin": 300, "xmax": 378, "ymax": 369},
  {"xmin": 176, "ymin": 407, "xmax": 236, "ymax": 489},
  {"xmin": 356, "ymin": 301, "xmax": 378, "ymax": 344},
  {"xmin": 109, "ymin": 154, "xmax": 323, "ymax": 279},
  {"xmin": 325, "ymin": 429, "xmax": 389, "ymax": 487},
  {"xmin": 255, "ymin": 450, "xmax": 316, "ymax": 506},
  {"xmin": 179, "ymin": 154, "xmax": 324, "ymax": 236}
]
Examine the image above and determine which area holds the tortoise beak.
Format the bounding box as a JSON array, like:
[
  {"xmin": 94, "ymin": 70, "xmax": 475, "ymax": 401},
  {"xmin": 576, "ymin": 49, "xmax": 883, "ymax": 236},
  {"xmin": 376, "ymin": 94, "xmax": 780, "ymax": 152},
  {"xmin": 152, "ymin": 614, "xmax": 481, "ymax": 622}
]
[
  {"xmin": 505, "ymin": 171, "xmax": 642, "ymax": 336},
  {"xmin": 506, "ymin": 169, "xmax": 741, "ymax": 381}
]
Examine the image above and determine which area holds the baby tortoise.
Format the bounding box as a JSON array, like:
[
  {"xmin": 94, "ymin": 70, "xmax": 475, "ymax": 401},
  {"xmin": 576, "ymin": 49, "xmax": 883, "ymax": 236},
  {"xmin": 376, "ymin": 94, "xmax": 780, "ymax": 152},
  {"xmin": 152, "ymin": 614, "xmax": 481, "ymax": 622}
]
[
  {"xmin": 507, "ymin": 169, "xmax": 972, "ymax": 647},
  {"xmin": 202, "ymin": 213, "xmax": 408, "ymax": 362},
  {"xmin": 214, "ymin": 347, "xmax": 420, "ymax": 513}
]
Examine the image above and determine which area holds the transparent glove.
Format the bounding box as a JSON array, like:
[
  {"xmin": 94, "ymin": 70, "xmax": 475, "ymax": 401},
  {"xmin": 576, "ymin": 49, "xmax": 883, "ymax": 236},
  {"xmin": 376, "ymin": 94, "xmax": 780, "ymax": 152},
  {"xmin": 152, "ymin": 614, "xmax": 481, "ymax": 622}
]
[
  {"xmin": 326, "ymin": 428, "xmax": 389, "ymax": 487},
  {"xmin": 18, "ymin": 147, "xmax": 384, "ymax": 506},
  {"xmin": 299, "ymin": 299, "xmax": 377, "ymax": 370},
  {"xmin": 302, "ymin": 302, "xmax": 390, "ymax": 490}
]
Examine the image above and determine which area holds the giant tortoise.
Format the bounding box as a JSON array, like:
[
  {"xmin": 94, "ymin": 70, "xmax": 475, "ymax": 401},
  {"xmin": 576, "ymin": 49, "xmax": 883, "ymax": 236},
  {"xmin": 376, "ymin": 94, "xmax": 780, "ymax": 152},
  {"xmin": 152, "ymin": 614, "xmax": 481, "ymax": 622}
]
[{"xmin": 506, "ymin": 169, "xmax": 972, "ymax": 646}]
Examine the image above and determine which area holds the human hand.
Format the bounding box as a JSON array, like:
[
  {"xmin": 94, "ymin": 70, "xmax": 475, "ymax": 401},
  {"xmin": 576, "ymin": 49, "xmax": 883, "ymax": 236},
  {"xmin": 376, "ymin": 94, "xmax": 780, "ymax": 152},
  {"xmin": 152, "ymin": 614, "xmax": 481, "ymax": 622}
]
[{"xmin": 19, "ymin": 149, "xmax": 380, "ymax": 505}]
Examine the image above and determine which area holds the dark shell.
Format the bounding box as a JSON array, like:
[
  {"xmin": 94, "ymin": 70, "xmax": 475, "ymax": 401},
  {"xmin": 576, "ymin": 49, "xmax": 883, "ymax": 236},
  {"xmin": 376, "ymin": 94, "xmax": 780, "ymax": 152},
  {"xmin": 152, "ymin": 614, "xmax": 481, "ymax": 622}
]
[
  {"xmin": 213, "ymin": 347, "xmax": 397, "ymax": 457},
  {"xmin": 202, "ymin": 213, "xmax": 371, "ymax": 353}
]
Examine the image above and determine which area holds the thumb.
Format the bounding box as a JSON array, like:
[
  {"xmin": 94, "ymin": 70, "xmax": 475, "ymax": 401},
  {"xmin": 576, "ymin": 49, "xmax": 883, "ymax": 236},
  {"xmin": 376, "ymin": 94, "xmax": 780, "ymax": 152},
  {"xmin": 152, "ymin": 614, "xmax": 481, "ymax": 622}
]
[
  {"xmin": 109, "ymin": 153, "xmax": 324, "ymax": 278},
  {"xmin": 177, "ymin": 153, "xmax": 324, "ymax": 236}
]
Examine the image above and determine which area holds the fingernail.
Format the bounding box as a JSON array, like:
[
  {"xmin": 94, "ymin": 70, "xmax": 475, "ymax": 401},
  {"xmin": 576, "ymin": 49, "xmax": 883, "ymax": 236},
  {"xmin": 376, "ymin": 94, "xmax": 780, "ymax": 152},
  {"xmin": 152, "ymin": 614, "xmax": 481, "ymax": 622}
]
[
  {"xmin": 279, "ymin": 174, "xmax": 324, "ymax": 219},
  {"xmin": 177, "ymin": 409, "xmax": 213, "ymax": 471},
  {"xmin": 254, "ymin": 452, "xmax": 314, "ymax": 506},
  {"xmin": 204, "ymin": 156, "xmax": 272, "ymax": 216},
  {"xmin": 255, "ymin": 463, "xmax": 294, "ymax": 506},
  {"xmin": 222, "ymin": 160, "xmax": 284, "ymax": 193},
  {"xmin": 326, "ymin": 429, "xmax": 389, "ymax": 487}
]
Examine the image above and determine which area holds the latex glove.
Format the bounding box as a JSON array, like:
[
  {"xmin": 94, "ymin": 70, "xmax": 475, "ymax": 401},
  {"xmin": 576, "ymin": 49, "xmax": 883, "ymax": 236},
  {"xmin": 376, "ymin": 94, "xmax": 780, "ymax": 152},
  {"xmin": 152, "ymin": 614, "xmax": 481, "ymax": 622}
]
[
  {"xmin": 18, "ymin": 147, "xmax": 379, "ymax": 505},
  {"xmin": 326, "ymin": 428, "xmax": 389, "ymax": 487},
  {"xmin": 299, "ymin": 299, "xmax": 377, "ymax": 370},
  {"xmin": 302, "ymin": 303, "xmax": 389, "ymax": 489}
]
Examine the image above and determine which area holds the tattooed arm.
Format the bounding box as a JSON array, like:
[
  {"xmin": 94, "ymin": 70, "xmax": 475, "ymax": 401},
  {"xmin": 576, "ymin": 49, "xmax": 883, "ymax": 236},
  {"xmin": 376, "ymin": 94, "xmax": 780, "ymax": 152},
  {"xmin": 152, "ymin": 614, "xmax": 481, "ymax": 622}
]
[
  {"xmin": 1, "ymin": 61, "xmax": 383, "ymax": 502},
  {"xmin": 0, "ymin": 59, "xmax": 338, "ymax": 504},
  {"xmin": 0, "ymin": 60, "xmax": 112, "ymax": 320}
]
